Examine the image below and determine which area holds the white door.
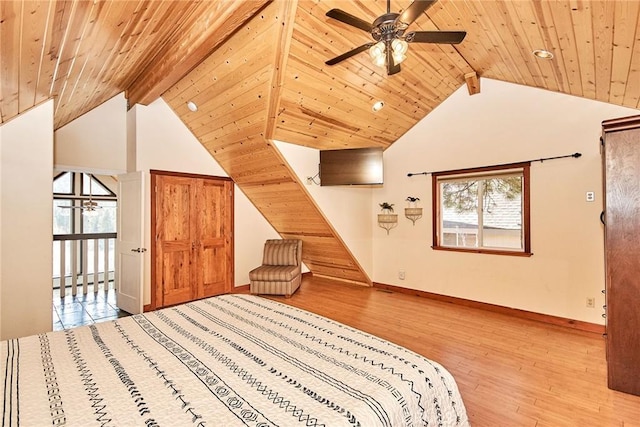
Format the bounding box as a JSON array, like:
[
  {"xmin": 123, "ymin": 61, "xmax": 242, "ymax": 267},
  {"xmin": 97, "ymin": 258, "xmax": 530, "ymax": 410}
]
[{"xmin": 116, "ymin": 171, "xmax": 144, "ymax": 314}]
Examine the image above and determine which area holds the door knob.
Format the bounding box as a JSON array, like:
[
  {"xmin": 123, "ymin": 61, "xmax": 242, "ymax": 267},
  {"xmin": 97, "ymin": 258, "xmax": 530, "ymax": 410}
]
[{"xmin": 131, "ymin": 248, "xmax": 147, "ymax": 253}]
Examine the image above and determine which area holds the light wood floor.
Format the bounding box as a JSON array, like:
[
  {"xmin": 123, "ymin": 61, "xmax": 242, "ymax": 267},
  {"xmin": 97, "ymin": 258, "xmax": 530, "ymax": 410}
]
[{"xmin": 255, "ymin": 275, "xmax": 640, "ymax": 426}]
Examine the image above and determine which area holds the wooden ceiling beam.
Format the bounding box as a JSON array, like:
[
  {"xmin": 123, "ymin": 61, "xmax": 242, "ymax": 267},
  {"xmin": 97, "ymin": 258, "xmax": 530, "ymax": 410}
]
[
  {"xmin": 126, "ymin": 0, "xmax": 272, "ymax": 107},
  {"xmin": 265, "ymin": 0, "xmax": 298, "ymax": 140},
  {"xmin": 465, "ymin": 72, "xmax": 480, "ymax": 95}
]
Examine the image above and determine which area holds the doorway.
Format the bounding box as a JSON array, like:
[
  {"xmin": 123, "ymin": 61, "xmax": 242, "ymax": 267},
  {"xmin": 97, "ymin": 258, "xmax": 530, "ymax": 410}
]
[{"xmin": 52, "ymin": 172, "xmax": 126, "ymax": 329}]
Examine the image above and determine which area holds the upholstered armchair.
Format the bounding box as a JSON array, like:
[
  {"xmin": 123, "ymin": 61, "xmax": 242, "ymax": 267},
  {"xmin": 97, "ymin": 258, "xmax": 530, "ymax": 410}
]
[{"xmin": 249, "ymin": 239, "xmax": 302, "ymax": 298}]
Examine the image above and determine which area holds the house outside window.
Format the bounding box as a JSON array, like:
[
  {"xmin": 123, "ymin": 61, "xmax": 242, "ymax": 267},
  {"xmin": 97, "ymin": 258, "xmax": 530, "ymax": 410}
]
[{"xmin": 432, "ymin": 163, "xmax": 531, "ymax": 256}]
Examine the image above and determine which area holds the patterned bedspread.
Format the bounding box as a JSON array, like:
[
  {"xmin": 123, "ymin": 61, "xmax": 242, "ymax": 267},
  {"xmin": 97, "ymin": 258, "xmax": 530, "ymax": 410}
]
[{"xmin": 1, "ymin": 294, "xmax": 469, "ymax": 426}]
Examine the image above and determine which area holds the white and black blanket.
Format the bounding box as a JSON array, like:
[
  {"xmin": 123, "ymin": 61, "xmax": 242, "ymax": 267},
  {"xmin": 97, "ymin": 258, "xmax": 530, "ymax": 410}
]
[{"xmin": 1, "ymin": 294, "xmax": 469, "ymax": 426}]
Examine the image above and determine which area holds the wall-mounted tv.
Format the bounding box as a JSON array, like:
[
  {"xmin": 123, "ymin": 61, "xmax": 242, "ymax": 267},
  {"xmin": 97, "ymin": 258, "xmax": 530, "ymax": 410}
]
[{"xmin": 319, "ymin": 147, "xmax": 384, "ymax": 186}]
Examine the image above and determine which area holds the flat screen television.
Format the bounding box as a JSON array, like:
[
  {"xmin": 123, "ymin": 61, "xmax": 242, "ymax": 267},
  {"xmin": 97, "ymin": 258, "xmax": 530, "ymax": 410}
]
[{"xmin": 319, "ymin": 147, "xmax": 383, "ymax": 186}]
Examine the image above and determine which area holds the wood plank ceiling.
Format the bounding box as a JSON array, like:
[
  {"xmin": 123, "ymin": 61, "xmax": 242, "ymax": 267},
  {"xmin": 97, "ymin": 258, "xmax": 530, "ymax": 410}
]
[
  {"xmin": 2, "ymin": 0, "xmax": 640, "ymax": 285},
  {"xmin": 0, "ymin": 0, "xmax": 268, "ymax": 128},
  {"xmin": 2, "ymin": 1, "xmax": 639, "ymax": 136}
]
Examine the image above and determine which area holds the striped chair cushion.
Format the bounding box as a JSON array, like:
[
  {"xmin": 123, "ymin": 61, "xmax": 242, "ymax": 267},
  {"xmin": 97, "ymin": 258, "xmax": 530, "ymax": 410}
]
[
  {"xmin": 262, "ymin": 242, "xmax": 299, "ymax": 266},
  {"xmin": 249, "ymin": 265, "xmax": 301, "ymax": 282}
]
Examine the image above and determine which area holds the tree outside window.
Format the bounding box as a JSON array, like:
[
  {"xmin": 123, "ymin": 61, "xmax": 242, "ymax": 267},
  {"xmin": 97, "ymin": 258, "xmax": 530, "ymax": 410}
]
[{"xmin": 432, "ymin": 163, "xmax": 531, "ymax": 256}]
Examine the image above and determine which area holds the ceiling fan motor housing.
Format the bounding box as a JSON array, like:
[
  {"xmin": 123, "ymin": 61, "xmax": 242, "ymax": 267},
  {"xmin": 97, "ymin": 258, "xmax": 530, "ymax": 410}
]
[{"xmin": 371, "ymin": 13, "xmax": 404, "ymax": 42}]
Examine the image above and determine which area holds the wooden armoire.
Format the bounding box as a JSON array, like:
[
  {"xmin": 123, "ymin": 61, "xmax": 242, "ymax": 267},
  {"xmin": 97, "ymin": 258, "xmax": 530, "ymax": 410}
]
[
  {"xmin": 151, "ymin": 170, "xmax": 234, "ymax": 309},
  {"xmin": 601, "ymin": 114, "xmax": 640, "ymax": 396}
]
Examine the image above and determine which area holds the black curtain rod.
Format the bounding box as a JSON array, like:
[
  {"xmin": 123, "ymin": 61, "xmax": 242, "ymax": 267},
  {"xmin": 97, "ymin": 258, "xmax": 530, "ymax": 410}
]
[{"xmin": 407, "ymin": 152, "xmax": 582, "ymax": 177}]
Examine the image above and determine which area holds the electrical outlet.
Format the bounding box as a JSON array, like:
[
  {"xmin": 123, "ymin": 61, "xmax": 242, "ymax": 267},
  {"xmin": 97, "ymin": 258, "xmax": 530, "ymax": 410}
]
[
  {"xmin": 398, "ymin": 270, "xmax": 405, "ymax": 280},
  {"xmin": 586, "ymin": 191, "xmax": 595, "ymax": 202},
  {"xmin": 306, "ymin": 177, "xmax": 313, "ymax": 185},
  {"xmin": 586, "ymin": 297, "xmax": 595, "ymax": 308}
]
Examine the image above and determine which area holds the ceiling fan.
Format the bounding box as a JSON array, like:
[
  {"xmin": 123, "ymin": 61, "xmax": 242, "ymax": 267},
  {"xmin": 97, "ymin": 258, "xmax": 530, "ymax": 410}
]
[
  {"xmin": 325, "ymin": 0, "xmax": 466, "ymax": 75},
  {"xmin": 58, "ymin": 175, "xmax": 103, "ymax": 215},
  {"xmin": 59, "ymin": 200, "xmax": 102, "ymax": 216}
]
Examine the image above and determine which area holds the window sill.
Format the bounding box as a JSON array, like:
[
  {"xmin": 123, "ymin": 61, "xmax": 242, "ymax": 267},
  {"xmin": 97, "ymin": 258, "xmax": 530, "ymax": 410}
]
[{"xmin": 431, "ymin": 245, "xmax": 533, "ymax": 257}]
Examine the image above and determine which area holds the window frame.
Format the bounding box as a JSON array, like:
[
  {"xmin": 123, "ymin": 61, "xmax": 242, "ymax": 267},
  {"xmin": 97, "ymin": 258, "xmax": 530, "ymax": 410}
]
[
  {"xmin": 53, "ymin": 171, "xmax": 75, "ymax": 195},
  {"xmin": 53, "ymin": 172, "xmax": 117, "ymax": 235},
  {"xmin": 81, "ymin": 173, "xmax": 116, "ymax": 197},
  {"xmin": 431, "ymin": 162, "xmax": 532, "ymax": 257}
]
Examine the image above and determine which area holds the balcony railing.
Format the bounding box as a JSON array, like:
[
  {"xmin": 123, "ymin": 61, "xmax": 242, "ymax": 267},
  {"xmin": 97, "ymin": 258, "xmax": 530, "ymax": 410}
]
[{"xmin": 53, "ymin": 233, "xmax": 117, "ymax": 298}]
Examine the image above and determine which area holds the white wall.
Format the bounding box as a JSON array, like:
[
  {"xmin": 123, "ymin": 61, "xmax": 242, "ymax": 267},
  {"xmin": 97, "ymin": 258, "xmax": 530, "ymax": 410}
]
[
  {"xmin": 0, "ymin": 101, "xmax": 54, "ymax": 339},
  {"xmin": 0, "ymin": 114, "xmax": 3, "ymax": 336},
  {"xmin": 55, "ymin": 93, "xmax": 127, "ymax": 174},
  {"xmin": 131, "ymin": 98, "xmax": 279, "ymax": 305},
  {"xmin": 374, "ymin": 78, "xmax": 639, "ymax": 324},
  {"xmin": 274, "ymin": 141, "xmax": 374, "ymax": 277}
]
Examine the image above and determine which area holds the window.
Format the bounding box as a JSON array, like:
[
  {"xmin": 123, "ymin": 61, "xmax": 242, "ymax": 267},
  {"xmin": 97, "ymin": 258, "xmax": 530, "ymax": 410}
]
[
  {"xmin": 53, "ymin": 171, "xmax": 74, "ymax": 195},
  {"xmin": 82, "ymin": 200, "xmax": 117, "ymax": 233},
  {"xmin": 81, "ymin": 173, "xmax": 113, "ymax": 196},
  {"xmin": 432, "ymin": 163, "xmax": 531, "ymax": 256},
  {"xmin": 53, "ymin": 200, "xmax": 73, "ymax": 234}
]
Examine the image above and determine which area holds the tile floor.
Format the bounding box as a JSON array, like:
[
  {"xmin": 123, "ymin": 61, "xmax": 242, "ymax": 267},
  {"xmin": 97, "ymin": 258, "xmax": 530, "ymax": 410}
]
[{"xmin": 52, "ymin": 285, "xmax": 130, "ymax": 331}]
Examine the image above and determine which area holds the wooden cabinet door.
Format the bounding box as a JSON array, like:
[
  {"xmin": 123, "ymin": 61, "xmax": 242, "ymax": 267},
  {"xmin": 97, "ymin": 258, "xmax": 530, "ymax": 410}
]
[
  {"xmin": 155, "ymin": 174, "xmax": 198, "ymax": 307},
  {"xmin": 152, "ymin": 171, "xmax": 234, "ymax": 309},
  {"xmin": 603, "ymin": 121, "xmax": 640, "ymax": 396},
  {"xmin": 197, "ymin": 178, "xmax": 233, "ymax": 298}
]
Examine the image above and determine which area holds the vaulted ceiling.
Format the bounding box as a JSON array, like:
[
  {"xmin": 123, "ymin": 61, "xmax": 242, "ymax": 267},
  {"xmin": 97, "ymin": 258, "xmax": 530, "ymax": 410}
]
[
  {"xmin": 2, "ymin": 0, "xmax": 639, "ymax": 285},
  {"xmin": 2, "ymin": 1, "xmax": 639, "ymax": 135}
]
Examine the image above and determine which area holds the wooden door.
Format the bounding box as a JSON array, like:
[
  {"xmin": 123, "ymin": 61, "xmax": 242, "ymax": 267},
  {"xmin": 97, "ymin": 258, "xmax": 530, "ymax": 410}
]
[
  {"xmin": 198, "ymin": 178, "xmax": 233, "ymax": 298},
  {"xmin": 154, "ymin": 174, "xmax": 198, "ymax": 307},
  {"xmin": 152, "ymin": 171, "xmax": 234, "ymax": 309}
]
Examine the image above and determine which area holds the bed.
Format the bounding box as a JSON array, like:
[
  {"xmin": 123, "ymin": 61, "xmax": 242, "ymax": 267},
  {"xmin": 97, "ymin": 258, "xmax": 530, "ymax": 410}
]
[{"xmin": 1, "ymin": 294, "xmax": 469, "ymax": 426}]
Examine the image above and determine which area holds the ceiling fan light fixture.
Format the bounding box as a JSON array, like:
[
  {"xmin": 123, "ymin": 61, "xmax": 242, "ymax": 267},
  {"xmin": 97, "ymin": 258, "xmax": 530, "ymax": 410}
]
[
  {"xmin": 391, "ymin": 39, "xmax": 408, "ymax": 65},
  {"xmin": 392, "ymin": 52, "xmax": 407, "ymax": 65},
  {"xmin": 369, "ymin": 41, "xmax": 386, "ymax": 67},
  {"xmin": 392, "ymin": 39, "xmax": 408, "ymax": 54},
  {"xmin": 532, "ymin": 49, "xmax": 554, "ymax": 59},
  {"xmin": 82, "ymin": 207, "xmax": 99, "ymax": 216}
]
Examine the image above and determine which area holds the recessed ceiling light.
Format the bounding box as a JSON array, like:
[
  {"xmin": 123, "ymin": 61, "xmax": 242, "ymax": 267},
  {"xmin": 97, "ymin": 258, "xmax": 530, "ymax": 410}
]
[
  {"xmin": 532, "ymin": 49, "xmax": 554, "ymax": 59},
  {"xmin": 187, "ymin": 101, "xmax": 198, "ymax": 112},
  {"xmin": 372, "ymin": 101, "xmax": 385, "ymax": 112}
]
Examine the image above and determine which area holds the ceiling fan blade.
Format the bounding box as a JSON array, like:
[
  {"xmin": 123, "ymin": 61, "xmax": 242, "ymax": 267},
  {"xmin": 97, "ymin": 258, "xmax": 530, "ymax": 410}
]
[
  {"xmin": 325, "ymin": 43, "xmax": 374, "ymax": 65},
  {"xmin": 386, "ymin": 43, "xmax": 401, "ymax": 75},
  {"xmin": 57, "ymin": 205, "xmax": 102, "ymax": 210},
  {"xmin": 57, "ymin": 201, "xmax": 104, "ymax": 210},
  {"xmin": 405, "ymin": 30, "xmax": 467, "ymax": 44},
  {"xmin": 326, "ymin": 9, "xmax": 372, "ymax": 32},
  {"xmin": 396, "ymin": 0, "xmax": 436, "ymax": 28}
]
